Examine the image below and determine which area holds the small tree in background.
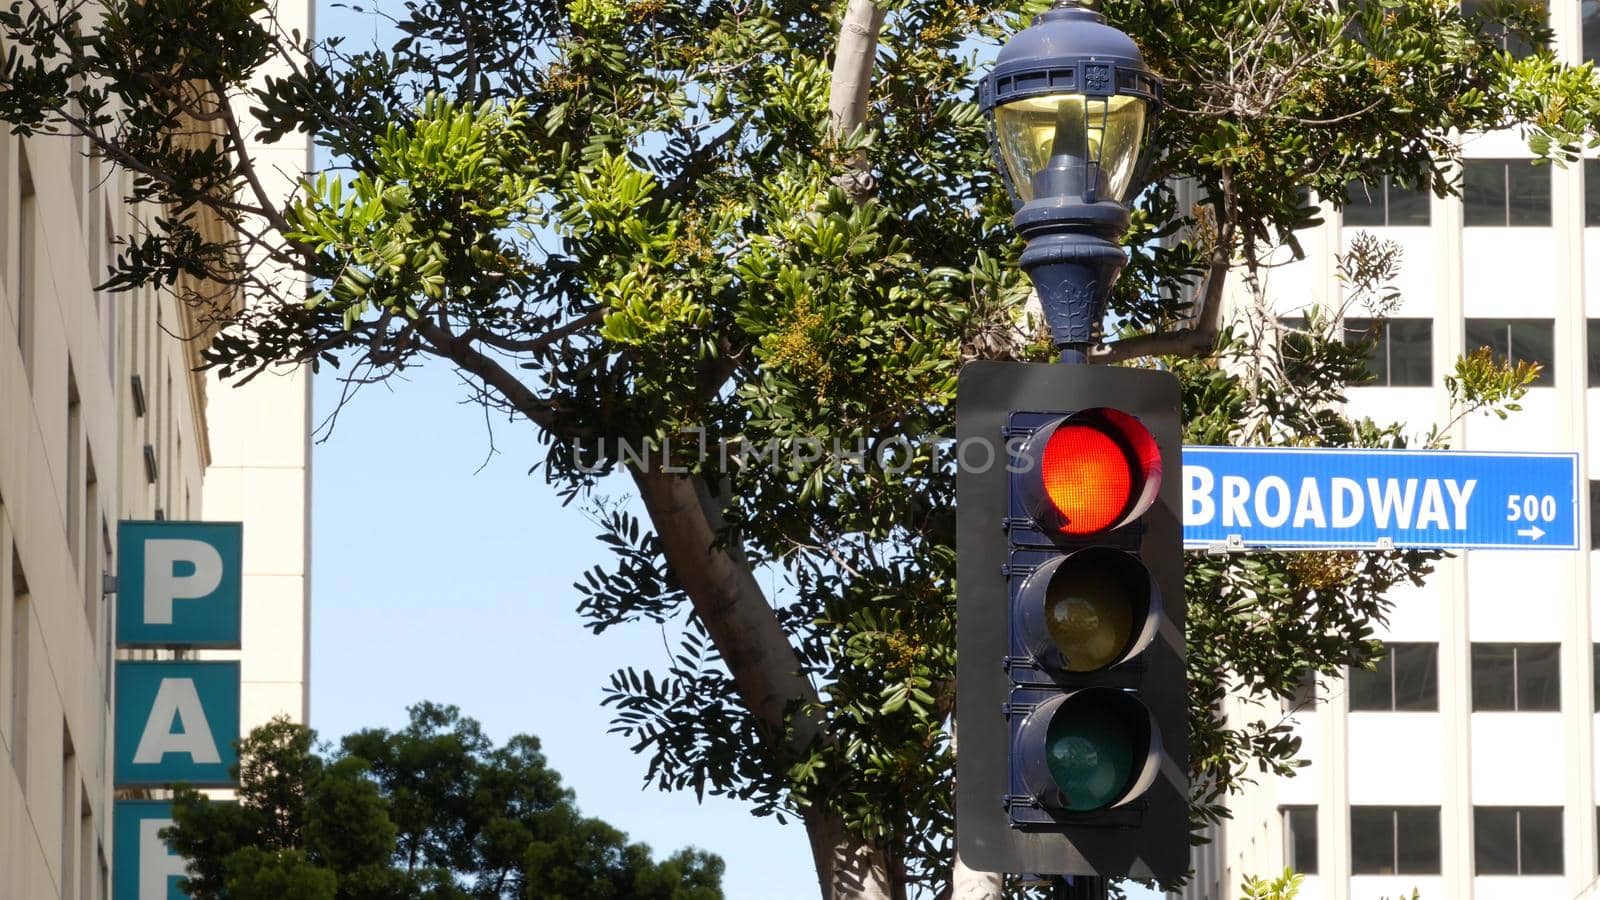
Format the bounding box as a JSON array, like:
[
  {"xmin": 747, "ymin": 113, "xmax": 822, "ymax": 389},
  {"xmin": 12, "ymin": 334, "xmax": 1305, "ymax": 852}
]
[
  {"xmin": 0, "ymin": 0, "xmax": 1584, "ymax": 893},
  {"xmin": 164, "ymin": 704, "xmax": 724, "ymax": 900}
]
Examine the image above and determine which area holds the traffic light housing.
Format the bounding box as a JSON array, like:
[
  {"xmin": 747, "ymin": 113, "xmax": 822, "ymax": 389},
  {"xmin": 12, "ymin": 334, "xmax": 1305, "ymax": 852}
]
[{"xmin": 955, "ymin": 361, "xmax": 1187, "ymax": 881}]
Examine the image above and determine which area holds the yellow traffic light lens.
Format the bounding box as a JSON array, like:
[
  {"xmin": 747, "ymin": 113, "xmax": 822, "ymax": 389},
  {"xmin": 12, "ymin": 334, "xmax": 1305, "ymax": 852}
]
[
  {"xmin": 1044, "ymin": 697, "xmax": 1139, "ymax": 812},
  {"xmin": 1045, "ymin": 565, "xmax": 1135, "ymax": 672}
]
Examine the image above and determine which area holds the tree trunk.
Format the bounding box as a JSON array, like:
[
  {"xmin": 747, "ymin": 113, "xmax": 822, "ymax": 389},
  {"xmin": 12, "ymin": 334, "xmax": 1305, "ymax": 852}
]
[
  {"xmin": 632, "ymin": 466, "xmax": 892, "ymax": 899},
  {"xmin": 826, "ymin": 0, "xmax": 887, "ymax": 203}
]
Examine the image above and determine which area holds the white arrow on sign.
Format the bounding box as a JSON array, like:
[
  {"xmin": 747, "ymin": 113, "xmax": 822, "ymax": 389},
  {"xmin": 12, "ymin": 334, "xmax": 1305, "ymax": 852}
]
[{"xmin": 1518, "ymin": 525, "xmax": 1546, "ymax": 541}]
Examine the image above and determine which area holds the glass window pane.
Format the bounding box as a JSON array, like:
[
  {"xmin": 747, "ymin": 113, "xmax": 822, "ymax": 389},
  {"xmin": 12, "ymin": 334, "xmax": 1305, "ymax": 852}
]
[
  {"xmin": 1587, "ymin": 0, "xmax": 1600, "ymax": 65},
  {"xmin": 1463, "ymin": 160, "xmax": 1507, "ymax": 227},
  {"xmin": 1285, "ymin": 806, "xmax": 1319, "ymax": 875},
  {"xmin": 1509, "ymin": 319, "xmax": 1555, "ymax": 386},
  {"xmin": 1465, "ymin": 319, "xmax": 1510, "ymax": 363},
  {"xmin": 1392, "ymin": 643, "xmax": 1438, "ymax": 711},
  {"xmin": 1352, "ymin": 807, "xmax": 1396, "ymax": 874},
  {"xmin": 1472, "ymin": 643, "xmax": 1517, "ymax": 711},
  {"xmin": 1588, "ymin": 160, "xmax": 1600, "ymax": 226},
  {"xmin": 1516, "ymin": 644, "xmax": 1561, "ymax": 711},
  {"xmin": 1465, "ymin": 0, "xmax": 1549, "ymax": 59},
  {"xmin": 1387, "ymin": 319, "xmax": 1433, "ymax": 386},
  {"xmin": 1507, "ymin": 160, "xmax": 1552, "ymax": 226},
  {"xmin": 1349, "ymin": 647, "xmax": 1394, "ymax": 711},
  {"xmin": 1387, "ymin": 178, "xmax": 1431, "ymax": 226},
  {"xmin": 1519, "ymin": 807, "xmax": 1565, "ymax": 874},
  {"xmin": 1593, "ymin": 641, "xmax": 1600, "ymax": 710},
  {"xmin": 1475, "ymin": 807, "xmax": 1519, "ymax": 874},
  {"xmin": 1285, "ymin": 668, "xmax": 1318, "ymax": 714},
  {"xmin": 1396, "ymin": 807, "xmax": 1441, "ymax": 874},
  {"xmin": 1344, "ymin": 317, "xmax": 1387, "ymax": 386},
  {"xmin": 1588, "ymin": 320, "xmax": 1600, "ymax": 385},
  {"xmin": 1344, "ymin": 179, "xmax": 1385, "ymax": 227}
]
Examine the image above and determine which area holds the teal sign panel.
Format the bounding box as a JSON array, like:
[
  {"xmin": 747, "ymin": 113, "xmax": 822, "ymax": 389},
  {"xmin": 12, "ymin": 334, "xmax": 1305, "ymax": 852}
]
[
  {"xmin": 114, "ymin": 661, "xmax": 239, "ymax": 787},
  {"xmin": 113, "ymin": 801, "xmax": 188, "ymax": 900},
  {"xmin": 116, "ymin": 521, "xmax": 243, "ymax": 649}
]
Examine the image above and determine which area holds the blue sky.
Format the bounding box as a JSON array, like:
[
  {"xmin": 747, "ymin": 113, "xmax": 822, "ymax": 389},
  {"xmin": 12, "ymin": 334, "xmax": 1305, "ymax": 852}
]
[
  {"xmin": 306, "ymin": 4, "xmax": 1165, "ymax": 898},
  {"xmin": 308, "ymin": 361, "xmax": 819, "ymax": 898}
]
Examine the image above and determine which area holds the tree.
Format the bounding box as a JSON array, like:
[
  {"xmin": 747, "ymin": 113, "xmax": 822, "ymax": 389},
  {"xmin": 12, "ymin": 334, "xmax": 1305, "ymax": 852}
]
[
  {"xmin": 1, "ymin": 0, "xmax": 1591, "ymax": 896},
  {"xmin": 163, "ymin": 703, "xmax": 725, "ymax": 900}
]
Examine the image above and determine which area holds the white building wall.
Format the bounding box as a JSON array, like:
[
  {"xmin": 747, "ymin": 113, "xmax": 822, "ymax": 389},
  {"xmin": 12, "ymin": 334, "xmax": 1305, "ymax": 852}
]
[
  {"xmin": 198, "ymin": 0, "xmax": 315, "ymax": 735},
  {"xmin": 0, "ymin": 4, "xmax": 311, "ymax": 897},
  {"xmin": 1188, "ymin": 6, "xmax": 1600, "ymax": 897}
]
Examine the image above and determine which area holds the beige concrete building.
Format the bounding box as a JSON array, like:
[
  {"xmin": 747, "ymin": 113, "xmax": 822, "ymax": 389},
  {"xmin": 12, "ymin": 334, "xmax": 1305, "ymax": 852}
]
[{"xmin": 0, "ymin": 2, "xmax": 311, "ymax": 897}]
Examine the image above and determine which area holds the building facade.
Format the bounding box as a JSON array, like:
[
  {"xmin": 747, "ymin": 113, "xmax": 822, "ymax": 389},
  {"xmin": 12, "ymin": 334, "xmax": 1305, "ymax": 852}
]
[
  {"xmin": 0, "ymin": 2, "xmax": 311, "ymax": 897},
  {"xmin": 1185, "ymin": 3, "xmax": 1600, "ymax": 899}
]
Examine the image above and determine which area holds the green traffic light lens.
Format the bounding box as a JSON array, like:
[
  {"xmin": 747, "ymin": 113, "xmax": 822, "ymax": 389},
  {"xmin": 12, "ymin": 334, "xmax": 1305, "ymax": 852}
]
[
  {"xmin": 1045, "ymin": 564, "xmax": 1135, "ymax": 672},
  {"xmin": 1043, "ymin": 697, "xmax": 1140, "ymax": 812}
]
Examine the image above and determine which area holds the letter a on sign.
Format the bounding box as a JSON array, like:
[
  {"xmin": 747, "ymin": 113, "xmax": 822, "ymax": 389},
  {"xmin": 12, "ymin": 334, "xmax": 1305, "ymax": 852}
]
[
  {"xmin": 117, "ymin": 521, "xmax": 242, "ymax": 649},
  {"xmin": 113, "ymin": 801, "xmax": 190, "ymax": 900},
  {"xmin": 114, "ymin": 661, "xmax": 239, "ymax": 787}
]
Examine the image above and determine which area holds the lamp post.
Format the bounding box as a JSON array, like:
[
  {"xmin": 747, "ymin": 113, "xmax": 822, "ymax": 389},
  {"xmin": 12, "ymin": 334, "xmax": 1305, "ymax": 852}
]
[
  {"xmin": 979, "ymin": 0, "xmax": 1162, "ymax": 365},
  {"xmin": 973, "ymin": 6, "xmax": 1167, "ymax": 899}
]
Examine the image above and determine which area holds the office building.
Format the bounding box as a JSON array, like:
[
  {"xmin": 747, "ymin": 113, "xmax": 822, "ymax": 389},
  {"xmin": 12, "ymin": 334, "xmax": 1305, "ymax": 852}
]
[
  {"xmin": 1184, "ymin": 3, "xmax": 1600, "ymax": 898},
  {"xmin": 0, "ymin": 1, "xmax": 311, "ymax": 895}
]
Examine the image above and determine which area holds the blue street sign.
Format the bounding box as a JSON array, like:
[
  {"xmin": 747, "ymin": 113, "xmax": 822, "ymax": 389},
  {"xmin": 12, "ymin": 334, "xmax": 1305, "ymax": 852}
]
[
  {"xmin": 1182, "ymin": 446, "xmax": 1580, "ymax": 550},
  {"xmin": 114, "ymin": 661, "xmax": 239, "ymax": 787},
  {"xmin": 113, "ymin": 801, "xmax": 188, "ymax": 900},
  {"xmin": 117, "ymin": 521, "xmax": 243, "ymax": 649}
]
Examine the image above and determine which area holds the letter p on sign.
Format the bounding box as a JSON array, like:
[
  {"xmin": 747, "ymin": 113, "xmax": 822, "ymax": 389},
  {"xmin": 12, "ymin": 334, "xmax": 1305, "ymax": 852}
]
[{"xmin": 117, "ymin": 521, "xmax": 242, "ymax": 649}]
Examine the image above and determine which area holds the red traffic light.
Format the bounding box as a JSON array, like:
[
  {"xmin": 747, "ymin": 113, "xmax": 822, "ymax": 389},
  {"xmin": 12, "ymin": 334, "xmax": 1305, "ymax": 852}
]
[{"xmin": 1019, "ymin": 408, "xmax": 1161, "ymax": 537}]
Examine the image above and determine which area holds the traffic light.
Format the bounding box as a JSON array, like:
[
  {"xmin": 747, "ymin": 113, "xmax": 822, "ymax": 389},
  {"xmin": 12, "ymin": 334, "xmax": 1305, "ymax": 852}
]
[{"xmin": 955, "ymin": 360, "xmax": 1187, "ymax": 882}]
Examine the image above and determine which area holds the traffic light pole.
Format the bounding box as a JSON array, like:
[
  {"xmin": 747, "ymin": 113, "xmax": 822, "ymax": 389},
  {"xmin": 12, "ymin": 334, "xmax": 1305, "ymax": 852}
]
[{"xmin": 1049, "ymin": 358, "xmax": 1110, "ymax": 900}]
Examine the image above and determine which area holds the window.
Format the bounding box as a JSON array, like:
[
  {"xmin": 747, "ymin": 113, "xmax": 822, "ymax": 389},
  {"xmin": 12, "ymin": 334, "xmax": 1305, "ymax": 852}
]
[
  {"xmin": 1344, "ymin": 318, "xmax": 1432, "ymax": 387},
  {"xmin": 1463, "ymin": 0, "xmax": 1547, "ymax": 58},
  {"xmin": 10, "ymin": 546, "xmax": 28, "ymax": 781},
  {"xmin": 1587, "ymin": 161, "xmax": 1600, "ymax": 227},
  {"xmin": 1349, "ymin": 642, "xmax": 1438, "ymax": 711},
  {"xmin": 67, "ymin": 370, "xmax": 82, "ymax": 566},
  {"xmin": 1475, "ymin": 807, "xmax": 1563, "ymax": 874},
  {"xmin": 1343, "ymin": 175, "xmax": 1431, "ymax": 227},
  {"xmin": 1594, "ymin": 643, "xmax": 1600, "ymax": 711},
  {"xmin": 1465, "ymin": 318, "xmax": 1555, "ymax": 386},
  {"xmin": 1590, "ymin": 320, "xmax": 1600, "ymax": 385},
  {"xmin": 1285, "ymin": 668, "xmax": 1318, "ymax": 714},
  {"xmin": 1463, "ymin": 158, "xmax": 1551, "ymax": 227},
  {"xmin": 1591, "ymin": 483, "xmax": 1600, "ymax": 550},
  {"xmin": 17, "ymin": 149, "xmax": 34, "ymax": 377},
  {"xmin": 1352, "ymin": 806, "xmax": 1441, "ymax": 874},
  {"xmin": 1589, "ymin": 0, "xmax": 1600, "ymax": 64},
  {"xmin": 1284, "ymin": 806, "xmax": 1318, "ymax": 874},
  {"xmin": 1471, "ymin": 643, "xmax": 1560, "ymax": 711},
  {"xmin": 60, "ymin": 726, "xmax": 76, "ymax": 900}
]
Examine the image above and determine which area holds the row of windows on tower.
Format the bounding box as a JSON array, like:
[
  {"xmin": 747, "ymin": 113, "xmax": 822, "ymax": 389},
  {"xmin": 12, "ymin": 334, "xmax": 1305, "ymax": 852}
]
[
  {"xmin": 1341, "ymin": 159, "xmax": 1600, "ymax": 229},
  {"xmin": 1280, "ymin": 317, "xmax": 1566, "ymax": 388},
  {"xmin": 1282, "ymin": 804, "xmax": 1569, "ymax": 876},
  {"xmin": 1339, "ymin": 642, "xmax": 1570, "ymax": 712}
]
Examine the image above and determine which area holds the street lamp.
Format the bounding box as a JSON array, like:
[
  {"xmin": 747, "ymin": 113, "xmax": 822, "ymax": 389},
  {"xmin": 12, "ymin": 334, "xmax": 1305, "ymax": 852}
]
[{"xmin": 979, "ymin": 0, "xmax": 1162, "ymax": 363}]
